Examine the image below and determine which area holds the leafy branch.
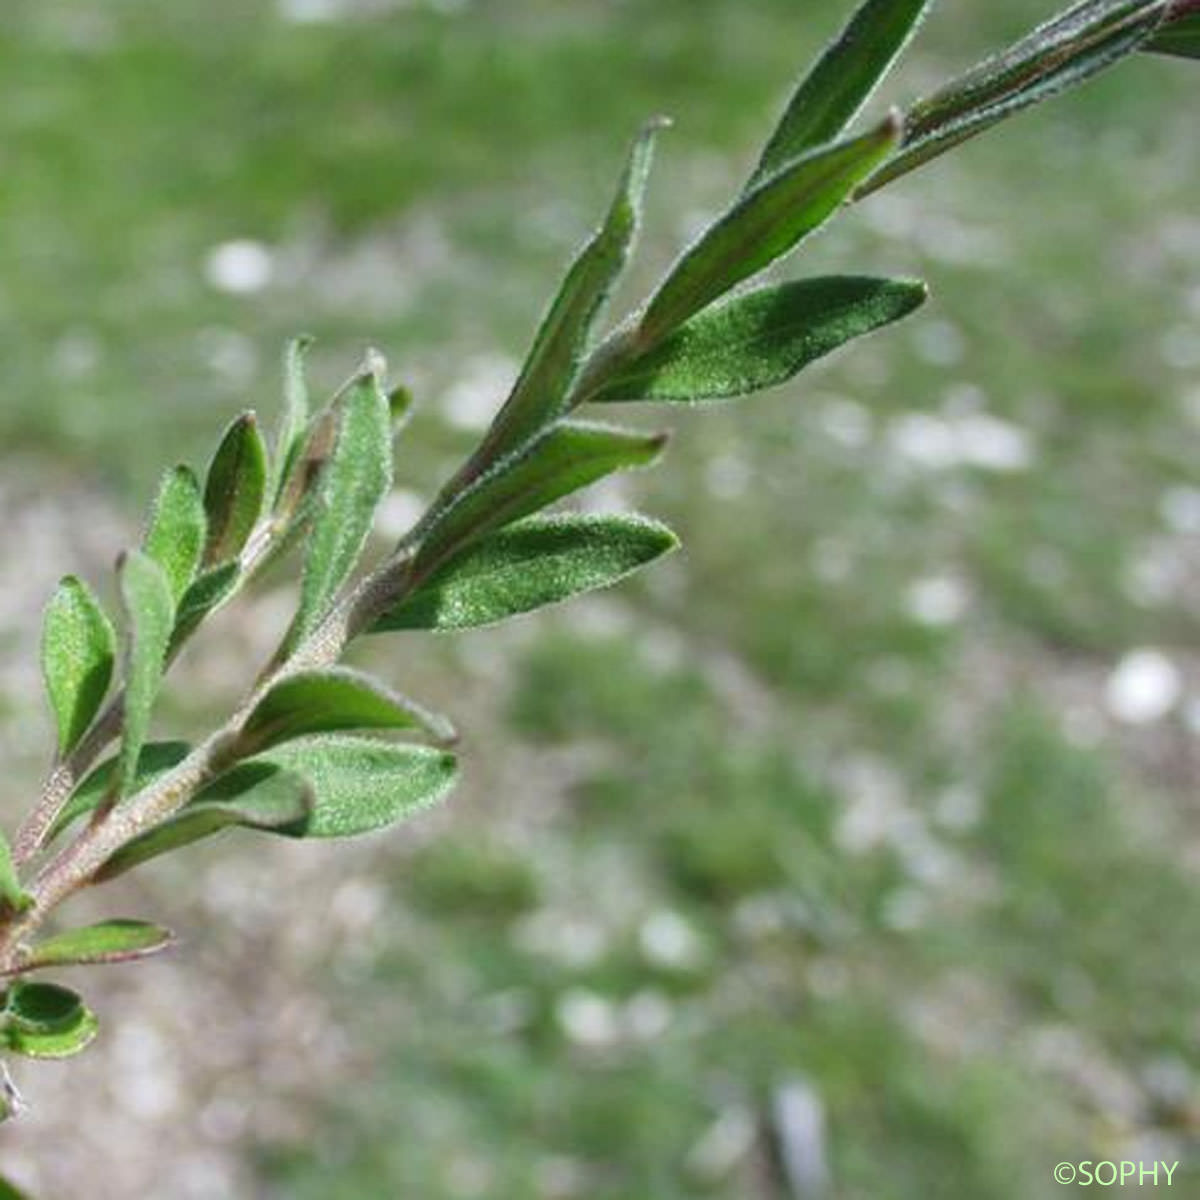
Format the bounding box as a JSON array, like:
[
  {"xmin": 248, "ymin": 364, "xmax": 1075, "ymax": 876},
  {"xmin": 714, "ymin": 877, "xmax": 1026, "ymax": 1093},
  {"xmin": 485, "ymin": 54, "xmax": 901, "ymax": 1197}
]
[{"xmin": 0, "ymin": 0, "xmax": 1194, "ymax": 1121}]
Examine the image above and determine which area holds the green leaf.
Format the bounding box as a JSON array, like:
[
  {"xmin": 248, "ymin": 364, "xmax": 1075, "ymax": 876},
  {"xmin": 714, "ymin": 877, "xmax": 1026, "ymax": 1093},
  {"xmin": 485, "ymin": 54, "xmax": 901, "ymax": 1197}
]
[
  {"xmin": 116, "ymin": 551, "xmax": 175, "ymax": 801},
  {"xmin": 413, "ymin": 420, "xmax": 668, "ymax": 579},
  {"xmin": 639, "ymin": 115, "xmax": 900, "ymax": 345},
  {"xmin": 0, "ymin": 1174, "xmax": 33, "ymax": 1198},
  {"xmin": 142, "ymin": 465, "xmax": 206, "ymax": 606},
  {"xmin": 374, "ymin": 513, "xmax": 679, "ymax": 633},
  {"xmin": 96, "ymin": 764, "xmax": 313, "ymax": 880},
  {"xmin": 239, "ymin": 667, "xmax": 456, "ymax": 753},
  {"xmin": 0, "ymin": 832, "xmax": 31, "ymax": 917},
  {"xmin": 287, "ymin": 368, "xmax": 393, "ymax": 649},
  {"xmin": 1147, "ymin": 6, "xmax": 1200, "ymax": 56},
  {"xmin": 50, "ymin": 741, "xmax": 191, "ymax": 840},
  {"xmin": 169, "ymin": 561, "xmax": 241, "ymax": 652},
  {"xmin": 592, "ymin": 276, "xmax": 927, "ymax": 403},
  {"xmin": 1, "ymin": 982, "xmax": 98, "ymax": 1059},
  {"xmin": 40, "ymin": 575, "xmax": 116, "ymax": 757},
  {"xmin": 244, "ymin": 735, "xmax": 458, "ymax": 838},
  {"xmin": 748, "ymin": 0, "xmax": 933, "ymax": 188},
  {"xmin": 15, "ymin": 921, "xmax": 174, "ymax": 973},
  {"xmin": 388, "ymin": 383, "xmax": 415, "ymax": 432},
  {"xmin": 203, "ymin": 412, "xmax": 267, "ymax": 567},
  {"xmin": 273, "ymin": 334, "xmax": 314, "ymax": 505},
  {"xmin": 863, "ymin": 0, "xmax": 1169, "ymax": 195}
]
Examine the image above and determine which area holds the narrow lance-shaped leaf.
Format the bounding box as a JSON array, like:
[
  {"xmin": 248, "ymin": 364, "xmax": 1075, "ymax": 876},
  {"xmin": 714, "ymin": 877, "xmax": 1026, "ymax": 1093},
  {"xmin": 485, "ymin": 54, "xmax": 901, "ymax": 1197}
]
[
  {"xmin": 860, "ymin": 0, "xmax": 1170, "ymax": 196},
  {"xmin": 49, "ymin": 741, "xmax": 192, "ymax": 841},
  {"xmin": 143, "ymin": 465, "xmax": 206, "ymax": 606},
  {"xmin": 203, "ymin": 412, "xmax": 267, "ymax": 567},
  {"xmin": 639, "ymin": 114, "xmax": 900, "ymax": 346},
  {"xmin": 116, "ymin": 551, "xmax": 175, "ymax": 801},
  {"xmin": 1, "ymin": 981, "xmax": 98, "ymax": 1059},
  {"xmin": 237, "ymin": 666, "xmax": 456, "ymax": 754},
  {"xmin": 411, "ymin": 420, "xmax": 668, "ymax": 582},
  {"xmin": 0, "ymin": 832, "xmax": 31, "ymax": 916},
  {"xmin": 234, "ymin": 735, "xmax": 459, "ymax": 838},
  {"xmin": 286, "ymin": 366, "xmax": 393, "ymax": 650},
  {"xmin": 11, "ymin": 921, "xmax": 174, "ymax": 974},
  {"xmin": 1146, "ymin": 2, "xmax": 1200, "ymax": 56},
  {"xmin": 592, "ymin": 276, "xmax": 927, "ymax": 403},
  {"xmin": 95, "ymin": 765, "xmax": 313, "ymax": 880},
  {"xmin": 40, "ymin": 575, "xmax": 116, "ymax": 758},
  {"xmin": 430, "ymin": 117, "xmax": 668, "ymax": 522},
  {"xmin": 374, "ymin": 513, "xmax": 679, "ymax": 633},
  {"xmin": 748, "ymin": 0, "xmax": 934, "ymax": 189},
  {"xmin": 272, "ymin": 334, "xmax": 314, "ymax": 505}
]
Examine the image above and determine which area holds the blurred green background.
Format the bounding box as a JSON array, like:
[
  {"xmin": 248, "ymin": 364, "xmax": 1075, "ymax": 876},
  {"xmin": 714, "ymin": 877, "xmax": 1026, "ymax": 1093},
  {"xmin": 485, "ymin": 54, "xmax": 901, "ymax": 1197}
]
[{"xmin": 2, "ymin": 1, "xmax": 1200, "ymax": 1197}]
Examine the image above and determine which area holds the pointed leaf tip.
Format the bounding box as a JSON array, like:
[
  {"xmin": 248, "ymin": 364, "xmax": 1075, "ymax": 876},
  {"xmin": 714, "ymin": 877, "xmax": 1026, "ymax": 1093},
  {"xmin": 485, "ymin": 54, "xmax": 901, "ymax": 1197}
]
[
  {"xmin": 12, "ymin": 921, "xmax": 175, "ymax": 974},
  {"xmin": 203, "ymin": 411, "xmax": 268, "ymax": 567}
]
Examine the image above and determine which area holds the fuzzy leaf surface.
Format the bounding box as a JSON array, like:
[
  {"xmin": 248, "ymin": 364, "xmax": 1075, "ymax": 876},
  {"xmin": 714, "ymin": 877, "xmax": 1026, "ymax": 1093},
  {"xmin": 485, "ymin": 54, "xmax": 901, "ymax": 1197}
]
[
  {"xmin": 170, "ymin": 561, "xmax": 241, "ymax": 652},
  {"xmin": 143, "ymin": 466, "xmax": 206, "ymax": 606},
  {"xmin": 40, "ymin": 575, "xmax": 116, "ymax": 757},
  {"xmin": 203, "ymin": 412, "xmax": 267, "ymax": 566},
  {"xmin": 375, "ymin": 513, "xmax": 678, "ymax": 632},
  {"xmin": 749, "ymin": 0, "xmax": 933, "ymax": 187},
  {"xmin": 273, "ymin": 335, "xmax": 314, "ymax": 504},
  {"xmin": 594, "ymin": 276, "xmax": 926, "ymax": 402},
  {"xmin": 239, "ymin": 667, "xmax": 456, "ymax": 753},
  {"xmin": 639, "ymin": 116, "xmax": 899, "ymax": 344}
]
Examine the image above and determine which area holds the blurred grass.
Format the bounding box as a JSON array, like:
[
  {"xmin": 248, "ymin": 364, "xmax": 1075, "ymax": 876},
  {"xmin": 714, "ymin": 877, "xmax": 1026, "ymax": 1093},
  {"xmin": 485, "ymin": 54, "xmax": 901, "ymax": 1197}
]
[{"xmin": 4, "ymin": 0, "xmax": 1200, "ymax": 1197}]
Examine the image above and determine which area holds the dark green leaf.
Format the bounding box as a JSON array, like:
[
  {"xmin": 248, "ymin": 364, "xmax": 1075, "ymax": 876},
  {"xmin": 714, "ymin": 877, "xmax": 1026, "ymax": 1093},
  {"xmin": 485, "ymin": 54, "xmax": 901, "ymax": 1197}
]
[
  {"xmin": 593, "ymin": 276, "xmax": 927, "ymax": 403},
  {"xmin": 116, "ymin": 552, "xmax": 175, "ymax": 801},
  {"xmin": 203, "ymin": 412, "xmax": 267, "ymax": 567},
  {"xmin": 273, "ymin": 334, "xmax": 314, "ymax": 505},
  {"xmin": 143, "ymin": 465, "xmax": 206, "ymax": 606},
  {"xmin": 169, "ymin": 561, "xmax": 241, "ymax": 652},
  {"xmin": 287, "ymin": 368, "xmax": 392, "ymax": 649},
  {"xmin": 374, "ymin": 513, "xmax": 678, "ymax": 632},
  {"xmin": 863, "ymin": 0, "xmax": 1169, "ymax": 194},
  {"xmin": 1147, "ymin": 6, "xmax": 1200, "ymax": 56},
  {"xmin": 0, "ymin": 832, "xmax": 30, "ymax": 917},
  {"xmin": 40, "ymin": 575, "xmax": 116, "ymax": 757},
  {"xmin": 243, "ymin": 735, "xmax": 458, "ymax": 838},
  {"xmin": 0, "ymin": 1174, "xmax": 32, "ymax": 1198},
  {"xmin": 749, "ymin": 0, "xmax": 933, "ymax": 188},
  {"xmin": 388, "ymin": 384, "xmax": 415, "ymax": 432},
  {"xmin": 639, "ymin": 115, "xmax": 899, "ymax": 345},
  {"xmin": 96, "ymin": 764, "xmax": 313, "ymax": 880},
  {"xmin": 239, "ymin": 667, "xmax": 456, "ymax": 753},
  {"xmin": 412, "ymin": 420, "xmax": 668, "ymax": 579},
  {"xmin": 15, "ymin": 921, "xmax": 174, "ymax": 973},
  {"xmin": 1, "ymin": 981, "xmax": 98, "ymax": 1059},
  {"xmin": 50, "ymin": 741, "xmax": 191, "ymax": 841}
]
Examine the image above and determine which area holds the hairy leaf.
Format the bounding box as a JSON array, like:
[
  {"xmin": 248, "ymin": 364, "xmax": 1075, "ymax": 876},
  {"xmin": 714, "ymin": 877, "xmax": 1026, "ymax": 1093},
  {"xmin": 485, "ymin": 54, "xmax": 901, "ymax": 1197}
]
[
  {"xmin": 638, "ymin": 115, "xmax": 899, "ymax": 345},
  {"xmin": 273, "ymin": 334, "xmax": 314, "ymax": 505},
  {"xmin": 143, "ymin": 465, "xmax": 206, "ymax": 606},
  {"xmin": 245, "ymin": 735, "xmax": 458, "ymax": 838},
  {"xmin": 1, "ymin": 982, "xmax": 98, "ymax": 1059},
  {"xmin": 170, "ymin": 561, "xmax": 241, "ymax": 652},
  {"xmin": 96, "ymin": 764, "xmax": 314, "ymax": 880},
  {"xmin": 749, "ymin": 0, "xmax": 933, "ymax": 188},
  {"xmin": 50, "ymin": 741, "xmax": 192, "ymax": 840},
  {"xmin": 116, "ymin": 552, "xmax": 175, "ymax": 801},
  {"xmin": 15, "ymin": 921, "xmax": 174, "ymax": 973},
  {"xmin": 863, "ymin": 0, "xmax": 1169, "ymax": 194},
  {"xmin": 593, "ymin": 276, "xmax": 927, "ymax": 402},
  {"xmin": 239, "ymin": 667, "xmax": 456, "ymax": 753},
  {"xmin": 288, "ymin": 369, "xmax": 392, "ymax": 649},
  {"xmin": 40, "ymin": 575, "xmax": 116, "ymax": 757},
  {"xmin": 374, "ymin": 513, "xmax": 678, "ymax": 632},
  {"xmin": 413, "ymin": 420, "xmax": 668, "ymax": 578},
  {"xmin": 203, "ymin": 412, "xmax": 267, "ymax": 567}
]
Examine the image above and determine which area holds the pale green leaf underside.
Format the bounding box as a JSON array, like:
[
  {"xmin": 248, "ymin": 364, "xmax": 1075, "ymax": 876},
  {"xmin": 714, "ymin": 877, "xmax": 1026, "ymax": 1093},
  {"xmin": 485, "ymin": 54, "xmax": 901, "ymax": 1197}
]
[
  {"xmin": 639, "ymin": 115, "xmax": 899, "ymax": 344},
  {"xmin": 749, "ymin": 0, "xmax": 933, "ymax": 188},
  {"xmin": 40, "ymin": 575, "xmax": 116, "ymax": 757},
  {"xmin": 245, "ymin": 735, "xmax": 458, "ymax": 838},
  {"xmin": 18, "ymin": 920, "xmax": 174, "ymax": 972},
  {"xmin": 143, "ymin": 465, "xmax": 206, "ymax": 606},
  {"xmin": 289, "ymin": 371, "xmax": 392, "ymax": 648},
  {"xmin": 1, "ymin": 981, "xmax": 98, "ymax": 1059},
  {"xmin": 376, "ymin": 513, "xmax": 679, "ymax": 633},
  {"xmin": 117, "ymin": 552, "xmax": 176, "ymax": 801},
  {"xmin": 203, "ymin": 412, "xmax": 267, "ymax": 567},
  {"xmin": 239, "ymin": 666, "xmax": 456, "ymax": 753},
  {"xmin": 593, "ymin": 276, "xmax": 927, "ymax": 402}
]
